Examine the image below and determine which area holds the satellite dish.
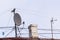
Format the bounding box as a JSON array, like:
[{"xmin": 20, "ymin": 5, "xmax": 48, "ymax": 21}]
[{"xmin": 14, "ymin": 13, "xmax": 22, "ymax": 26}]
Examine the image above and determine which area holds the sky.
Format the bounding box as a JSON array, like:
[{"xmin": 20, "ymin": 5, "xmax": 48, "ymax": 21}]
[{"xmin": 0, "ymin": 0, "xmax": 60, "ymax": 39}]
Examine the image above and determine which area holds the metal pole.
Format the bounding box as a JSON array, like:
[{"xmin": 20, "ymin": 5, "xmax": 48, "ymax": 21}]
[
  {"xmin": 15, "ymin": 24, "xmax": 17, "ymax": 37},
  {"xmin": 51, "ymin": 18, "xmax": 53, "ymax": 40},
  {"xmin": 11, "ymin": 8, "xmax": 17, "ymax": 37}
]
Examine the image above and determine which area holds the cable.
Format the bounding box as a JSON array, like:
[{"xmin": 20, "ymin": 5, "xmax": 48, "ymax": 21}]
[
  {"xmin": 17, "ymin": 27, "xmax": 25, "ymax": 35},
  {"xmin": 17, "ymin": 27, "xmax": 28, "ymax": 29},
  {"xmin": 38, "ymin": 33, "xmax": 60, "ymax": 34},
  {"xmin": 0, "ymin": 8, "xmax": 12, "ymax": 17},
  {"xmin": 17, "ymin": 21, "xmax": 26, "ymax": 36},
  {"xmin": 0, "ymin": 26, "xmax": 27, "ymax": 29},
  {"xmin": 16, "ymin": 8, "xmax": 40, "ymax": 14},
  {"xmin": 39, "ymin": 35, "xmax": 49, "ymax": 38},
  {"xmin": 6, "ymin": 13, "xmax": 12, "ymax": 26},
  {"xmin": 38, "ymin": 29, "xmax": 60, "ymax": 32},
  {"xmin": 0, "ymin": 26, "xmax": 14, "ymax": 29},
  {"xmin": 17, "ymin": 27, "xmax": 21, "ymax": 37},
  {"xmin": 5, "ymin": 27, "xmax": 14, "ymax": 37},
  {"xmin": 19, "ymin": 33, "xmax": 29, "ymax": 34}
]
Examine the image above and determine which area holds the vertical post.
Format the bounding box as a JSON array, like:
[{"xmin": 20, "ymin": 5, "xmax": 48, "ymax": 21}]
[
  {"xmin": 51, "ymin": 18, "xmax": 57, "ymax": 40},
  {"xmin": 15, "ymin": 24, "xmax": 17, "ymax": 37},
  {"xmin": 51, "ymin": 18, "xmax": 53, "ymax": 40},
  {"xmin": 11, "ymin": 8, "xmax": 18, "ymax": 37}
]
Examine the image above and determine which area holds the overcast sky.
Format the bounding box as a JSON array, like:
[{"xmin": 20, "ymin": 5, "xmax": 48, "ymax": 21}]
[{"xmin": 0, "ymin": 0, "xmax": 60, "ymax": 39}]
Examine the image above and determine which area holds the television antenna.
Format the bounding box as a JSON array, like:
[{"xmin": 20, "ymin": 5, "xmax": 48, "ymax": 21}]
[
  {"xmin": 0, "ymin": 8, "xmax": 26, "ymax": 37},
  {"xmin": 11, "ymin": 8, "xmax": 22, "ymax": 37},
  {"xmin": 50, "ymin": 17, "xmax": 57, "ymax": 40}
]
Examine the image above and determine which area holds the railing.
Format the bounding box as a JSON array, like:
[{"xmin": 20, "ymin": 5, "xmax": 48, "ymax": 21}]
[{"xmin": 0, "ymin": 27, "xmax": 60, "ymax": 38}]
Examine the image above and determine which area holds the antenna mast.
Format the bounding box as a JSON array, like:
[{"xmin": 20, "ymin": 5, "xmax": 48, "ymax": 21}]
[
  {"xmin": 11, "ymin": 8, "xmax": 17, "ymax": 37},
  {"xmin": 51, "ymin": 18, "xmax": 53, "ymax": 40},
  {"xmin": 51, "ymin": 17, "xmax": 57, "ymax": 40}
]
